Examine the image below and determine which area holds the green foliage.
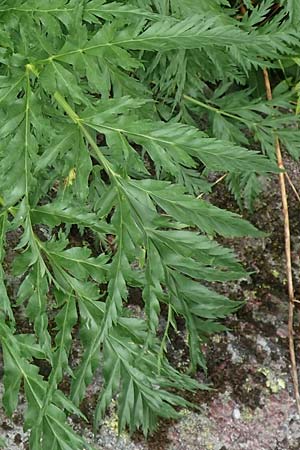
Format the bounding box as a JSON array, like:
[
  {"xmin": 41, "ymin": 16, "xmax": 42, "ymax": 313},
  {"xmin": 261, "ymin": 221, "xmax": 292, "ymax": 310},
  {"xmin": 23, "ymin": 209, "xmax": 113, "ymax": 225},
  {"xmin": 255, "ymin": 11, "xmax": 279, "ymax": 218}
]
[{"xmin": 0, "ymin": 1, "xmax": 299, "ymax": 448}]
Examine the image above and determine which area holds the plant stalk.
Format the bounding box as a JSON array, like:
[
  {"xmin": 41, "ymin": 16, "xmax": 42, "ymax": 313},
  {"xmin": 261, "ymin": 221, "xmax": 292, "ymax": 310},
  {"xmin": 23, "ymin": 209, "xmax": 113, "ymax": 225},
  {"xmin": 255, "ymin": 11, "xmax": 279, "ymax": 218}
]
[
  {"xmin": 263, "ymin": 68, "xmax": 300, "ymax": 414},
  {"xmin": 183, "ymin": 94, "xmax": 249, "ymax": 125}
]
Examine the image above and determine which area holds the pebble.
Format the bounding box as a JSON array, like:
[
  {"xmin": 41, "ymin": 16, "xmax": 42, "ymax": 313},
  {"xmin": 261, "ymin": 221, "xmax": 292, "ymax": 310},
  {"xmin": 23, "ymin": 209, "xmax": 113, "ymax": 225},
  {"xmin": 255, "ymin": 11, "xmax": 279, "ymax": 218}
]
[
  {"xmin": 276, "ymin": 326, "xmax": 288, "ymax": 339},
  {"xmin": 232, "ymin": 407, "xmax": 241, "ymax": 421},
  {"xmin": 256, "ymin": 336, "xmax": 271, "ymax": 354}
]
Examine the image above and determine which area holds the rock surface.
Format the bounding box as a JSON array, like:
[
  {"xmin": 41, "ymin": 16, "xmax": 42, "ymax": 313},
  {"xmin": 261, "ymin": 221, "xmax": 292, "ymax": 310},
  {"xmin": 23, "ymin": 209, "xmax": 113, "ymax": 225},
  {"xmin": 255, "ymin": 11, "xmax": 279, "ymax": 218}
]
[{"xmin": 1, "ymin": 157, "xmax": 300, "ymax": 449}]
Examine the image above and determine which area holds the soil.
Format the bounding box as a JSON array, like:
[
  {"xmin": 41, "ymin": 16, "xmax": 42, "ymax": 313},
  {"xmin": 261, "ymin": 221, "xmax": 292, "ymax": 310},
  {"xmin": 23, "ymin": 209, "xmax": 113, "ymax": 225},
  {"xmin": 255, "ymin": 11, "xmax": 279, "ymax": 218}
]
[{"xmin": 1, "ymin": 155, "xmax": 300, "ymax": 450}]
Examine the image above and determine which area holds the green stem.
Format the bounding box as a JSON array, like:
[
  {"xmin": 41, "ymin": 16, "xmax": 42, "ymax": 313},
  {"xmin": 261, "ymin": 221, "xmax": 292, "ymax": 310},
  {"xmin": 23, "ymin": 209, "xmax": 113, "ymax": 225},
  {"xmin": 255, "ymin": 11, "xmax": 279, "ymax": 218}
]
[
  {"xmin": 24, "ymin": 67, "xmax": 31, "ymax": 204},
  {"xmin": 157, "ymin": 302, "xmax": 173, "ymax": 374},
  {"xmin": 54, "ymin": 92, "xmax": 120, "ymax": 181},
  {"xmin": 183, "ymin": 94, "xmax": 250, "ymax": 125},
  {"xmin": 278, "ymin": 59, "xmax": 291, "ymax": 88}
]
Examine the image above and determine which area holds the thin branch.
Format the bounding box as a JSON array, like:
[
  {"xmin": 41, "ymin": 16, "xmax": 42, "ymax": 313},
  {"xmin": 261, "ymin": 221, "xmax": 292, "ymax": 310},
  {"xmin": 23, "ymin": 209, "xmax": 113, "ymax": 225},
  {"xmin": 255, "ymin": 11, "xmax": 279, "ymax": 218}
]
[
  {"xmin": 197, "ymin": 173, "xmax": 228, "ymax": 199},
  {"xmin": 285, "ymin": 171, "xmax": 300, "ymax": 204},
  {"xmin": 263, "ymin": 68, "xmax": 300, "ymax": 414}
]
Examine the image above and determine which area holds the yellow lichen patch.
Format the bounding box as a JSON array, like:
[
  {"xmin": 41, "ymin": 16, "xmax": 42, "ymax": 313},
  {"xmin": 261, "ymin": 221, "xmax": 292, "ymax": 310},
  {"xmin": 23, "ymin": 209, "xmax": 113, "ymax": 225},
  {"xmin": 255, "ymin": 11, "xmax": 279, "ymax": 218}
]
[
  {"xmin": 271, "ymin": 269, "xmax": 280, "ymax": 279},
  {"xmin": 206, "ymin": 443, "xmax": 214, "ymax": 450},
  {"xmin": 243, "ymin": 377, "xmax": 253, "ymax": 393},
  {"xmin": 180, "ymin": 408, "xmax": 191, "ymax": 417},
  {"xmin": 258, "ymin": 367, "xmax": 286, "ymax": 394},
  {"xmin": 241, "ymin": 406, "xmax": 254, "ymax": 422},
  {"xmin": 212, "ymin": 334, "xmax": 222, "ymax": 344}
]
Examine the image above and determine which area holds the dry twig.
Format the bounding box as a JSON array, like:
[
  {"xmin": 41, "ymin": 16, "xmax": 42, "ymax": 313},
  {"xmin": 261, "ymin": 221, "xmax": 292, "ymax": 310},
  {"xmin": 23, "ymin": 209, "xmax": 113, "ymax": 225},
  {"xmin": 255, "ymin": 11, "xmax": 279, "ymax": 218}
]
[
  {"xmin": 285, "ymin": 171, "xmax": 300, "ymax": 204},
  {"xmin": 263, "ymin": 68, "xmax": 300, "ymax": 414},
  {"xmin": 197, "ymin": 173, "xmax": 227, "ymax": 199}
]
